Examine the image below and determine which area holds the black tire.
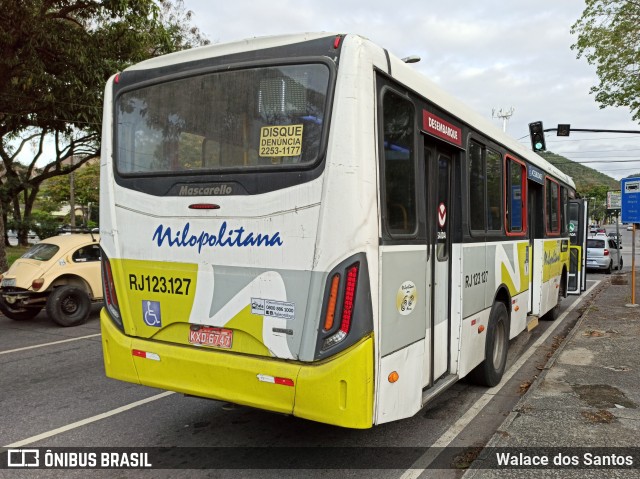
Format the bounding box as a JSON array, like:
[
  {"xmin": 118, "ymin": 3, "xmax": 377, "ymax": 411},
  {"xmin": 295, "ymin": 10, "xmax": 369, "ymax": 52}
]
[
  {"xmin": 470, "ymin": 301, "xmax": 509, "ymax": 387},
  {"xmin": 0, "ymin": 296, "xmax": 42, "ymax": 321},
  {"xmin": 605, "ymin": 261, "xmax": 612, "ymax": 274},
  {"xmin": 46, "ymin": 285, "xmax": 91, "ymax": 327},
  {"xmin": 619, "ymin": 258, "xmax": 624, "ymax": 270}
]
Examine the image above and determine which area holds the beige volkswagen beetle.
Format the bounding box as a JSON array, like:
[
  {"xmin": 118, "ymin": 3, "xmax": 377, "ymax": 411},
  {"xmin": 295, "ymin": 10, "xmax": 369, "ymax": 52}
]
[{"xmin": 0, "ymin": 233, "xmax": 102, "ymax": 326}]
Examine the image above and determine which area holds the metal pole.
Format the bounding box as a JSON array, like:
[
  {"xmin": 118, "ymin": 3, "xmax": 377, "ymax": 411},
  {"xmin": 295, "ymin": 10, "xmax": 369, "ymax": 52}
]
[
  {"xmin": 615, "ymin": 212, "xmax": 621, "ymax": 270},
  {"xmin": 632, "ymin": 224, "xmax": 637, "ymax": 306}
]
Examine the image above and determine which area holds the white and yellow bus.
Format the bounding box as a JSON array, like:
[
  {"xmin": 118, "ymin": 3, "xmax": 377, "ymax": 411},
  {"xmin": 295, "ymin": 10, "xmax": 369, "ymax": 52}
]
[{"xmin": 100, "ymin": 33, "xmax": 582, "ymax": 429}]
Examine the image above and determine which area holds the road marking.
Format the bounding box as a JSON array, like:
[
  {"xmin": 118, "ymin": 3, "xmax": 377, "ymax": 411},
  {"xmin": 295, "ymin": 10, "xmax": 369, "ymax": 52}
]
[
  {"xmin": 0, "ymin": 333, "xmax": 101, "ymax": 356},
  {"xmin": 3, "ymin": 391, "xmax": 175, "ymax": 448},
  {"xmin": 399, "ymin": 280, "xmax": 601, "ymax": 478}
]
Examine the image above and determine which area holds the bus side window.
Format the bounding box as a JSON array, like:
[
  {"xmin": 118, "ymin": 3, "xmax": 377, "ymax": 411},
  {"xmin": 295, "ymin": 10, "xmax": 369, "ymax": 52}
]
[
  {"xmin": 382, "ymin": 90, "xmax": 417, "ymax": 236},
  {"xmin": 468, "ymin": 141, "xmax": 502, "ymax": 234}
]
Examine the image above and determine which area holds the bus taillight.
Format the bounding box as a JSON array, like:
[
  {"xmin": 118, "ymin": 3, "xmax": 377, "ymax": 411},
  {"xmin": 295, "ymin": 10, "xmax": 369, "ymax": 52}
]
[
  {"xmin": 322, "ymin": 263, "xmax": 359, "ymax": 351},
  {"xmin": 101, "ymin": 253, "xmax": 122, "ymax": 328},
  {"xmin": 323, "ymin": 274, "xmax": 341, "ymax": 330},
  {"xmin": 340, "ymin": 264, "xmax": 359, "ymax": 333}
]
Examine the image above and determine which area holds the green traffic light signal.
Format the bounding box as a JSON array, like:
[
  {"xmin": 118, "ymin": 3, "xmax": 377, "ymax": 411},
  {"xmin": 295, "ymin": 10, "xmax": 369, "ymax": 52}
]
[{"xmin": 529, "ymin": 121, "xmax": 546, "ymax": 152}]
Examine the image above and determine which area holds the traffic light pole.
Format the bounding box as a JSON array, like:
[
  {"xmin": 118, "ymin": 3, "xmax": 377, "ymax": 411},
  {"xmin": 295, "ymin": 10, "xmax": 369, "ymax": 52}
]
[{"xmin": 543, "ymin": 128, "xmax": 640, "ymax": 134}]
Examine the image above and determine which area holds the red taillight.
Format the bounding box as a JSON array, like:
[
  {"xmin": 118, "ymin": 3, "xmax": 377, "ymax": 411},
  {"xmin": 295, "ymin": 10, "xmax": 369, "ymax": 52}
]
[
  {"xmin": 188, "ymin": 203, "xmax": 220, "ymax": 210},
  {"xmin": 103, "ymin": 258, "xmax": 118, "ymax": 308},
  {"xmin": 32, "ymin": 278, "xmax": 44, "ymax": 291},
  {"xmin": 604, "ymin": 249, "xmax": 609, "ymax": 256},
  {"xmin": 339, "ymin": 264, "xmax": 359, "ymax": 334},
  {"xmin": 102, "ymin": 255, "xmax": 121, "ymax": 325},
  {"xmin": 333, "ymin": 35, "xmax": 342, "ymax": 49},
  {"xmin": 322, "ymin": 262, "xmax": 360, "ymax": 351}
]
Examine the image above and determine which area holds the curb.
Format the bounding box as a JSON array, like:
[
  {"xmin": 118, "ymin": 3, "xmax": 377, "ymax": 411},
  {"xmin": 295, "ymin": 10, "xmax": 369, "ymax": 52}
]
[{"xmin": 461, "ymin": 280, "xmax": 608, "ymax": 477}]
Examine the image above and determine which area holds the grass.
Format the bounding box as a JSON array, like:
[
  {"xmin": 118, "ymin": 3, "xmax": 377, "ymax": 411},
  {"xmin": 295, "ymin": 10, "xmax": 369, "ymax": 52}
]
[{"xmin": 6, "ymin": 245, "xmax": 30, "ymax": 268}]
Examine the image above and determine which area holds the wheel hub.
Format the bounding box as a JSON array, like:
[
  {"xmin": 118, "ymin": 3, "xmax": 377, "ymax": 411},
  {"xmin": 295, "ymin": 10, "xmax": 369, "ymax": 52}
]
[{"xmin": 61, "ymin": 296, "xmax": 78, "ymax": 314}]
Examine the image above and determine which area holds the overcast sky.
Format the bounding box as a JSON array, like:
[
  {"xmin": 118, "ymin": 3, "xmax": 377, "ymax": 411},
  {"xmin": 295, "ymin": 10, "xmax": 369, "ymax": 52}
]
[{"xmin": 183, "ymin": 0, "xmax": 640, "ymax": 181}]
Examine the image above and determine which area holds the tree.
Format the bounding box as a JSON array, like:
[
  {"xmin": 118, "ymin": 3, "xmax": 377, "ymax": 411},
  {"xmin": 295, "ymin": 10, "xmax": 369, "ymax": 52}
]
[
  {"xmin": 571, "ymin": 1, "xmax": 640, "ymax": 121},
  {"xmin": 583, "ymin": 184, "xmax": 609, "ymax": 225},
  {"xmin": 40, "ymin": 160, "xmax": 100, "ymax": 224},
  {"xmin": 0, "ymin": 0, "xmax": 208, "ymax": 269}
]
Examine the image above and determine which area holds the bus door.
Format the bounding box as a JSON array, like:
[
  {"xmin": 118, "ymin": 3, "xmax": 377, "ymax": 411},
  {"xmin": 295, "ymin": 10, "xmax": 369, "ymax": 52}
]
[
  {"xmin": 527, "ymin": 177, "xmax": 544, "ymax": 314},
  {"xmin": 423, "ymin": 139, "xmax": 453, "ymax": 386},
  {"xmin": 567, "ymin": 198, "xmax": 588, "ymax": 294}
]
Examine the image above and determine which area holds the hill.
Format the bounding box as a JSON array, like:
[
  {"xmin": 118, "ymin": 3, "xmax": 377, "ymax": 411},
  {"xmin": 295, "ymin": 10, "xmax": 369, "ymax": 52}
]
[{"xmin": 538, "ymin": 151, "xmax": 619, "ymax": 194}]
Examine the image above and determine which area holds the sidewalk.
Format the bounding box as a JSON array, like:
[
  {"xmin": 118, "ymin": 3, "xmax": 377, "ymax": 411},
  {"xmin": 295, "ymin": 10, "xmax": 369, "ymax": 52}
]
[{"xmin": 465, "ymin": 272, "xmax": 640, "ymax": 477}]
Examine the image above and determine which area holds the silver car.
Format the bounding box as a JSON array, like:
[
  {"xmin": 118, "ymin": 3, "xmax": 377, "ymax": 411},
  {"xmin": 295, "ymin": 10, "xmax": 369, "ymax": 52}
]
[{"xmin": 586, "ymin": 237, "xmax": 623, "ymax": 273}]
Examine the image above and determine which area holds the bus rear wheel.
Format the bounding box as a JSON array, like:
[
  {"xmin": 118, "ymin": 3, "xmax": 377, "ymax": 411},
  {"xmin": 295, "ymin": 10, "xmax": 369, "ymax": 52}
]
[{"xmin": 470, "ymin": 301, "xmax": 509, "ymax": 387}]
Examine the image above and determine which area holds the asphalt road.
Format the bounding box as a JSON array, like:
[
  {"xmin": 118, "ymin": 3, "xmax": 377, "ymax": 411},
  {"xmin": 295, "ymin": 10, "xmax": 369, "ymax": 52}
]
[{"xmin": 0, "ymin": 280, "xmax": 600, "ymax": 478}]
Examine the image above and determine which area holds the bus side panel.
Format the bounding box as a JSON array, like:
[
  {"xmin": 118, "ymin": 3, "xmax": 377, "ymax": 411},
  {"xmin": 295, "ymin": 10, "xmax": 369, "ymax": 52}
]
[
  {"xmin": 457, "ymin": 307, "xmax": 491, "ymax": 379},
  {"xmin": 458, "ymin": 243, "xmax": 489, "ymax": 379},
  {"xmin": 490, "ymin": 241, "xmax": 530, "ymax": 339},
  {"xmin": 530, "ymin": 239, "xmax": 544, "ymax": 315},
  {"xmin": 461, "ymin": 243, "xmax": 487, "ymax": 319},
  {"xmin": 374, "ymin": 246, "xmax": 427, "ymax": 423},
  {"xmin": 375, "ymin": 340, "xmax": 423, "ymax": 424},
  {"xmin": 378, "ymin": 246, "xmax": 428, "ymax": 357},
  {"xmin": 449, "ymin": 244, "xmax": 463, "ymax": 376},
  {"xmin": 457, "ymin": 240, "xmax": 530, "ymax": 378},
  {"xmin": 539, "ymin": 239, "xmax": 567, "ymax": 316}
]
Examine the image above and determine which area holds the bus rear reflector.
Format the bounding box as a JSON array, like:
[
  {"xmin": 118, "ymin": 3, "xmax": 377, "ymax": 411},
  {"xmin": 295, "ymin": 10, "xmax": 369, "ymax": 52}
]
[
  {"xmin": 257, "ymin": 374, "xmax": 294, "ymax": 387},
  {"xmin": 132, "ymin": 349, "xmax": 160, "ymax": 361}
]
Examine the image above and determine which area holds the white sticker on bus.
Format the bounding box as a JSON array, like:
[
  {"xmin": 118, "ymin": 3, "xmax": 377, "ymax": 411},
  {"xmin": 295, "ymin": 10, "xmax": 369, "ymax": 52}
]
[
  {"xmin": 251, "ymin": 297, "xmax": 295, "ymax": 320},
  {"xmin": 396, "ymin": 281, "xmax": 417, "ymax": 316}
]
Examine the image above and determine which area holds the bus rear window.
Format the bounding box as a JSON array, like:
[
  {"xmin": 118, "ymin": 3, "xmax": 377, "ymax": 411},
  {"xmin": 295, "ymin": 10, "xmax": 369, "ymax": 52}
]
[{"xmin": 115, "ymin": 64, "xmax": 330, "ymax": 174}]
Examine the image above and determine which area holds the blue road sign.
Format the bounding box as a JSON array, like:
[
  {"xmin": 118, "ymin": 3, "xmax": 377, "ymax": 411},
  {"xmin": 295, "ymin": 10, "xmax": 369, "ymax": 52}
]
[{"xmin": 621, "ymin": 177, "xmax": 640, "ymax": 223}]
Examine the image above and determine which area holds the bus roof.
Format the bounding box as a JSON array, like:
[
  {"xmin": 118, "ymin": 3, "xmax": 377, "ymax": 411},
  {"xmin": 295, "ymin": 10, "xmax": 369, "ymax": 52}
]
[{"xmin": 123, "ymin": 32, "xmax": 575, "ymax": 189}]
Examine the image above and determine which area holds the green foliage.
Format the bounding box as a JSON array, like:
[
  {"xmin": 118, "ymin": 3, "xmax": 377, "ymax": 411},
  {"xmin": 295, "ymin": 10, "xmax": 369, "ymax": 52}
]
[
  {"xmin": 0, "ymin": 0, "xmax": 208, "ymax": 137},
  {"xmin": 0, "ymin": 0, "xmax": 209, "ymax": 246},
  {"xmin": 30, "ymin": 211, "xmax": 60, "ymax": 240},
  {"xmin": 40, "ymin": 161, "xmax": 99, "ymax": 208},
  {"xmin": 541, "ymin": 151, "xmax": 622, "ymax": 224},
  {"xmin": 539, "ymin": 151, "xmax": 619, "ymax": 194},
  {"xmin": 571, "ymin": 1, "xmax": 640, "ymax": 122}
]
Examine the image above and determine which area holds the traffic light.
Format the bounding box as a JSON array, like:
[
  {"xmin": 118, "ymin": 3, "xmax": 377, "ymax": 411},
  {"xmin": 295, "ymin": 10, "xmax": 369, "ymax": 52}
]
[
  {"xmin": 528, "ymin": 121, "xmax": 546, "ymax": 152},
  {"xmin": 557, "ymin": 124, "xmax": 571, "ymax": 137}
]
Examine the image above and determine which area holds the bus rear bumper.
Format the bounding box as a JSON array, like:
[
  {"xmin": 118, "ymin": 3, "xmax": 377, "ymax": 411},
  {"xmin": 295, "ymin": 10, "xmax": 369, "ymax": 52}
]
[{"xmin": 100, "ymin": 309, "xmax": 374, "ymax": 428}]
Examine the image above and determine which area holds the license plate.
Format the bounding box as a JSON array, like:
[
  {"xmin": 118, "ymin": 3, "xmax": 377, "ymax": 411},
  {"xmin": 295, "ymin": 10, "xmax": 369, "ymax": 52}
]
[
  {"xmin": 188, "ymin": 326, "xmax": 233, "ymax": 349},
  {"xmin": 1, "ymin": 278, "xmax": 16, "ymax": 287}
]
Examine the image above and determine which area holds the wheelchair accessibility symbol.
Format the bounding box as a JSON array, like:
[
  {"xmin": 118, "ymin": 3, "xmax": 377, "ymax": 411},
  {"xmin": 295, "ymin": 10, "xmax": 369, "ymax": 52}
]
[{"xmin": 143, "ymin": 300, "xmax": 162, "ymax": 327}]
